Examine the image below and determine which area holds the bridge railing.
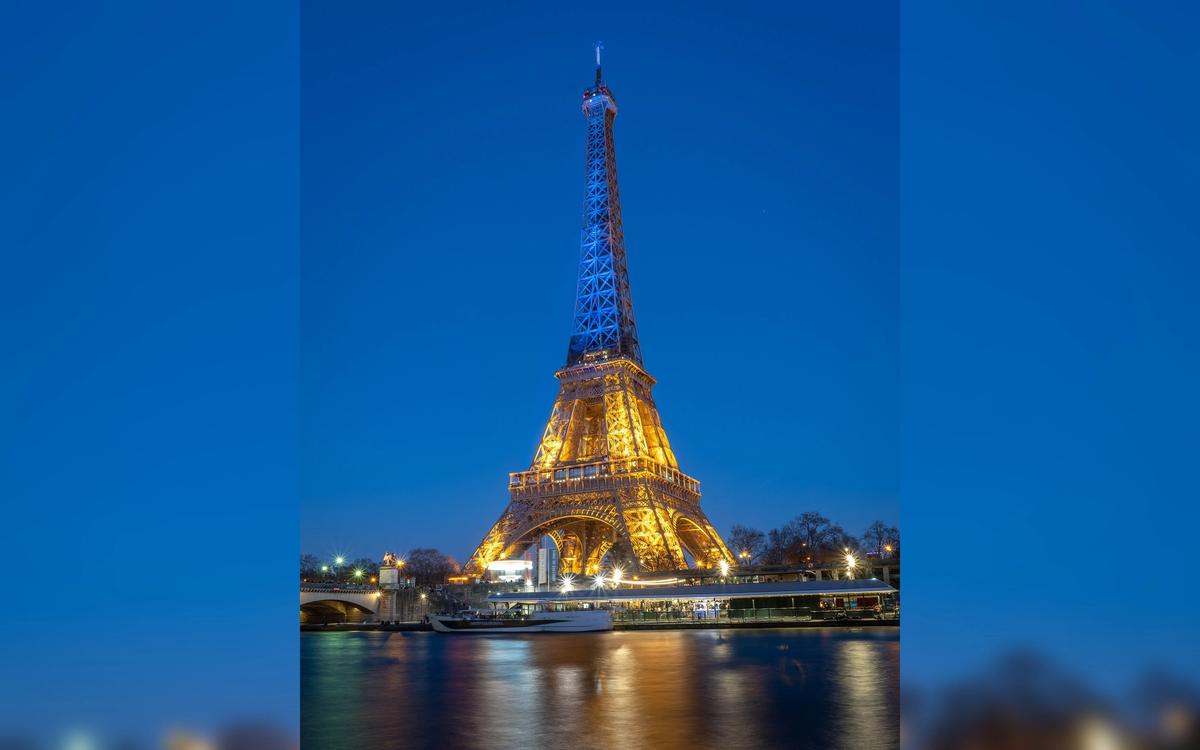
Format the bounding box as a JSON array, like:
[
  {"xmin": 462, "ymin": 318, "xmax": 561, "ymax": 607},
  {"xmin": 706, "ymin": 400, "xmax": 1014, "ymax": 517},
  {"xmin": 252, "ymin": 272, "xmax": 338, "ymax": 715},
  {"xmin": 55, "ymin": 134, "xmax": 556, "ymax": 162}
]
[{"xmin": 301, "ymin": 583, "xmax": 378, "ymax": 593}]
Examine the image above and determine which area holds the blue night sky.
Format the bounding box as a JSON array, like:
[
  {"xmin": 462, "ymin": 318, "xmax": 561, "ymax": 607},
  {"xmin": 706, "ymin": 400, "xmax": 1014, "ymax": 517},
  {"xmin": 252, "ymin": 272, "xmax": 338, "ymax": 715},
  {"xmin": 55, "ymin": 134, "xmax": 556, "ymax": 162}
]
[{"xmin": 301, "ymin": 2, "xmax": 899, "ymax": 562}]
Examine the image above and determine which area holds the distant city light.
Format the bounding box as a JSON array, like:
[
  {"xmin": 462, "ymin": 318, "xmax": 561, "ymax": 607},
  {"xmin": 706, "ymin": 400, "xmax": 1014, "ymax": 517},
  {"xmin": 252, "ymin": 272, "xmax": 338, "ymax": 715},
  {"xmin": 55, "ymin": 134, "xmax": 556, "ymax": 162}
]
[
  {"xmin": 320, "ymin": 565, "xmax": 329, "ymax": 572},
  {"xmin": 64, "ymin": 731, "xmax": 98, "ymax": 750},
  {"xmin": 334, "ymin": 556, "xmax": 345, "ymax": 566},
  {"xmin": 353, "ymin": 568, "xmax": 363, "ymax": 578}
]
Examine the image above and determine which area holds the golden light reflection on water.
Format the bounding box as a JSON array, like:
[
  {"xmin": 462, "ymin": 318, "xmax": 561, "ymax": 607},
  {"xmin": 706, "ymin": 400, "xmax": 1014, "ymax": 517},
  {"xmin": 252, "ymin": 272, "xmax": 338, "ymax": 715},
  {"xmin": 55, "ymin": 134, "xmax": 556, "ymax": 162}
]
[
  {"xmin": 835, "ymin": 637, "xmax": 895, "ymax": 748},
  {"xmin": 301, "ymin": 628, "xmax": 899, "ymax": 750}
]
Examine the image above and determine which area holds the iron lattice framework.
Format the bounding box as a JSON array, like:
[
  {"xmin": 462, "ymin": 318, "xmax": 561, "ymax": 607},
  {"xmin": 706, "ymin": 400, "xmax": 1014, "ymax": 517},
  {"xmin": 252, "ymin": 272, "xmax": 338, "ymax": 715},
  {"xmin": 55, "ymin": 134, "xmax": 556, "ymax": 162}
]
[{"xmin": 466, "ymin": 53, "xmax": 733, "ymax": 577}]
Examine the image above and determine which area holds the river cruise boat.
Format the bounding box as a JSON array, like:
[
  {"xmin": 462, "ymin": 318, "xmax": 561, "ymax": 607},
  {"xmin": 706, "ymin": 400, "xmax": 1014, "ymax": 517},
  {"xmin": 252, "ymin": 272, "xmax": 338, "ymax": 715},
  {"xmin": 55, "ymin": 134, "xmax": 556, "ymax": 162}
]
[{"xmin": 430, "ymin": 607, "xmax": 611, "ymax": 633}]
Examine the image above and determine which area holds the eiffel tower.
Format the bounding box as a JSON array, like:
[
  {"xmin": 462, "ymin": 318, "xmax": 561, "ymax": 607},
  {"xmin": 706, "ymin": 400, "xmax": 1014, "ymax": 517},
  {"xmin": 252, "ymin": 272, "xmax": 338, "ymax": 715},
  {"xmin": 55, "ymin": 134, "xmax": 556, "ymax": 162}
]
[{"xmin": 465, "ymin": 47, "xmax": 734, "ymax": 578}]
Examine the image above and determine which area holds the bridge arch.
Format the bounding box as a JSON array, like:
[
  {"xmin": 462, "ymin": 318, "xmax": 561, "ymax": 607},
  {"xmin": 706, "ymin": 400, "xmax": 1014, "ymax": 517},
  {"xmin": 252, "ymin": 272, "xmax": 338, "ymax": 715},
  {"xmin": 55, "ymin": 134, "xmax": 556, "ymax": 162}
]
[{"xmin": 300, "ymin": 590, "xmax": 380, "ymax": 624}]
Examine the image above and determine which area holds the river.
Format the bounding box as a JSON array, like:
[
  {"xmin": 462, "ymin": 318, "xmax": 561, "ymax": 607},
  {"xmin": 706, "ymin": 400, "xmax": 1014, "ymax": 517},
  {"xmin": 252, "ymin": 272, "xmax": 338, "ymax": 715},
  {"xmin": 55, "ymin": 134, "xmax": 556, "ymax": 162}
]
[{"xmin": 301, "ymin": 627, "xmax": 898, "ymax": 749}]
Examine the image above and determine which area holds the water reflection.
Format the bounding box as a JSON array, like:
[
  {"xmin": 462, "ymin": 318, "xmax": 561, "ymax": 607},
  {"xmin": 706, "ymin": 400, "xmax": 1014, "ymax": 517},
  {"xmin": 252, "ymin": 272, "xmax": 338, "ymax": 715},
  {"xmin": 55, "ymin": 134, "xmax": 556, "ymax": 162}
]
[{"xmin": 301, "ymin": 628, "xmax": 898, "ymax": 749}]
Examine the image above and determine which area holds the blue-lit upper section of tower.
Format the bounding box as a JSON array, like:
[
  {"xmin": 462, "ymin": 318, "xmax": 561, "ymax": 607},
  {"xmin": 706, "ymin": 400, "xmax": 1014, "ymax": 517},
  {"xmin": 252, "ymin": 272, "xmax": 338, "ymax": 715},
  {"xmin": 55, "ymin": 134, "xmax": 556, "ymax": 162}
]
[{"xmin": 565, "ymin": 55, "xmax": 643, "ymax": 368}]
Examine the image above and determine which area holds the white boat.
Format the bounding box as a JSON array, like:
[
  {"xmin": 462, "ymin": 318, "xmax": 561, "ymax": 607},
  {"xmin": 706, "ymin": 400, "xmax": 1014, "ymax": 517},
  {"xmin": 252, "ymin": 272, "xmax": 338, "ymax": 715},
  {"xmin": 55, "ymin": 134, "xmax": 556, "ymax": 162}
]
[{"xmin": 430, "ymin": 608, "xmax": 611, "ymax": 633}]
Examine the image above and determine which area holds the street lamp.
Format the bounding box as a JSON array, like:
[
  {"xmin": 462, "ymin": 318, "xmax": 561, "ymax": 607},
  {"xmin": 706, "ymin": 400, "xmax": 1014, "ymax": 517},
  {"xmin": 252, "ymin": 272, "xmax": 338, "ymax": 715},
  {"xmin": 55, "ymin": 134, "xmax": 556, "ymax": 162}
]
[
  {"xmin": 559, "ymin": 574, "xmax": 575, "ymax": 594},
  {"xmin": 718, "ymin": 559, "xmax": 730, "ymax": 578},
  {"xmin": 610, "ymin": 566, "xmax": 623, "ymax": 586},
  {"xmin": 353, "ymin": 568, "xmax": 363, "ymax": 580},
  {"xmin": 334, "ymin": 556, "xmax": 345, "ymax": 566},
  {"xmin": 739, "ymin": 549, "xmax": 750, "ymax": 562},
  {"xmin": 844, "ymin": 552, "xmax": 857, "ymax": 580}
]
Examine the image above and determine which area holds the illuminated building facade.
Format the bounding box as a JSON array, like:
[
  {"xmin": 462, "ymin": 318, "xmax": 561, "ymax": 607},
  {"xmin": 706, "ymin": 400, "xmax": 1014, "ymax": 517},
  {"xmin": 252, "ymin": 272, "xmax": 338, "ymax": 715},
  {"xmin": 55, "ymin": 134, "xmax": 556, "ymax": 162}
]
[
  {"xmin": 466, "ymin": 49, "xmax": 734, "ymax": 577},
  {"xmin": 485, "ymin": 559, "xmax": 532, "ymax": 583}
]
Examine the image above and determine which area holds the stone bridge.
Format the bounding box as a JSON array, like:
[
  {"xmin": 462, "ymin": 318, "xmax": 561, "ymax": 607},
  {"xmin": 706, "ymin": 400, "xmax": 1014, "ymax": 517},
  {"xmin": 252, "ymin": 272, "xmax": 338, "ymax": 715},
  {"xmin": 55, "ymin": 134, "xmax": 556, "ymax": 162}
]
[{"xmin": 300, "ymin": 585, "xmax": 381, "ymax": 624}]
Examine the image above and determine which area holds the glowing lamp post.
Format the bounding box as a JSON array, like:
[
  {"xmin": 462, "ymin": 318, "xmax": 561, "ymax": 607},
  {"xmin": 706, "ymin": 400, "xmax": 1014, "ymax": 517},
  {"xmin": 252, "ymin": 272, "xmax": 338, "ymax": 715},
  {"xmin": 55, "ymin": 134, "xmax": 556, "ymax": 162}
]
[
  {"xmin": 844, "ymin": 552, "xmax": 857, "ymax": 580},
  {"xmin": 718, "ymin": 559, "xmax": 730, "ymax": 579}
]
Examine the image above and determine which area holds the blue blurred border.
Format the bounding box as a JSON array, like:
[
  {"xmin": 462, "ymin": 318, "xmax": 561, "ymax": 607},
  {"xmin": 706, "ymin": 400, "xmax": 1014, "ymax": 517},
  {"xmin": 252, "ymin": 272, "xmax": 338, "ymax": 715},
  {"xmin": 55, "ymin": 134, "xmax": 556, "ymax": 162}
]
[
  {"xmin": 902, "ymin": 0, "xmax": 1200, "ymax": 694},
  {"xmin": 1, "ymin": 1, "xmax": 298, "ymax": 744}
]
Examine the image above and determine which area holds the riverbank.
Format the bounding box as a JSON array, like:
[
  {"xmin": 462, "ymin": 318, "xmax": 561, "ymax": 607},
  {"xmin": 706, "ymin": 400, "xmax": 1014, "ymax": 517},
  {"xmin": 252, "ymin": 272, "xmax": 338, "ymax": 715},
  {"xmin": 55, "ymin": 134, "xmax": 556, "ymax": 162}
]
[{"xmin": 301, "ymin": 619, "xmax": 898, "ymax": 633}]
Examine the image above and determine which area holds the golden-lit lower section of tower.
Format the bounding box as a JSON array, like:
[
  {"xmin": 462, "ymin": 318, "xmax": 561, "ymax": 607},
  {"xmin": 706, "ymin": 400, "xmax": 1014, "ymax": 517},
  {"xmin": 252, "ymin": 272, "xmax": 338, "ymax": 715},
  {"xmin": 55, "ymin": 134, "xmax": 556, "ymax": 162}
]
[{"xmin": 466, "ymin": 357, "xmax": 733, "ymax": 577}]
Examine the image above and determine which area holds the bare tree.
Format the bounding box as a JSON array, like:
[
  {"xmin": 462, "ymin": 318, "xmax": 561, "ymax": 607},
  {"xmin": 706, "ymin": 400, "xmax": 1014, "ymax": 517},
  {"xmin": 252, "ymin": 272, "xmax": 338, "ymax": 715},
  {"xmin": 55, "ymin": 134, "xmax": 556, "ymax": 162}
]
[
  {"xmin": 728, "ymin": 525, "xmax": 767, "ymax": 564},
  {"xmin": 792, "ymin": 512, "xmax": 838, "ymax": 551},
  {"xmin": 861, "ymin": 521, "xmax": 899, "ymax": 557},
  {"xmin": 763, "ymin": 525, "xmax": 797, "ymax": 565},
  {"xmin": 405, "ymin": 548, "xmax": 456, "ymax": 586},
  {"xmin": 760, "ymin": 512, "xmax": 850, "ymax": 565},
  {"xmin": 826, "ymin": 524, "xmax": 857, "ymax": 553},
  {"xmin": 300, "ymin": 554, "xmax": 322, "ymax": 579},
  {"xmin": 348, "ymin": 557, "xmax": 380, "ymax": 582}
]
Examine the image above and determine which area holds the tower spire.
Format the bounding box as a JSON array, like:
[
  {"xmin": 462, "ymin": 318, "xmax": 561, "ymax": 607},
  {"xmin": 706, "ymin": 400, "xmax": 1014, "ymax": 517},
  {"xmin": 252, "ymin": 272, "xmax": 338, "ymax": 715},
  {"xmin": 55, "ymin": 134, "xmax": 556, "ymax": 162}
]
[{"xmin": 568, "ymin": 46, "xmax": 642, "ymax": 368}]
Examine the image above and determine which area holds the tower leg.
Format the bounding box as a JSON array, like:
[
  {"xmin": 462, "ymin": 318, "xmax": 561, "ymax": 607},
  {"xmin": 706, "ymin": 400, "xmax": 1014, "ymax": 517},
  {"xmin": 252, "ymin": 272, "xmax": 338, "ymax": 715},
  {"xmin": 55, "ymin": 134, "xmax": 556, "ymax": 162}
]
[{"xmin": 465, "ymin": 505, "xmax": 520, "ymax": 575}]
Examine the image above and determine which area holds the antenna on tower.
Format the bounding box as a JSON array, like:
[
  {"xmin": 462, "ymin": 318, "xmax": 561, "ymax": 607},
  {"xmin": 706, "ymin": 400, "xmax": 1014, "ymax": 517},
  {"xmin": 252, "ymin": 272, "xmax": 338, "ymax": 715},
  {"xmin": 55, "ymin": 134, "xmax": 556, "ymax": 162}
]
[{"xmin": 594, "ymin": 41, "xmax": 604, "ymax": 84}]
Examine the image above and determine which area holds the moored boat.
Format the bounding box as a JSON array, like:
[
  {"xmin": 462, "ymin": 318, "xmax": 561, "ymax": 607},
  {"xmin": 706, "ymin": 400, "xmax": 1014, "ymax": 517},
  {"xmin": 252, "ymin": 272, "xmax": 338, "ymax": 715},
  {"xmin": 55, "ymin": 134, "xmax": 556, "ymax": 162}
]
[{"xmin": 430, "ymin": 608, "xmax": 611, "ymax": 633}]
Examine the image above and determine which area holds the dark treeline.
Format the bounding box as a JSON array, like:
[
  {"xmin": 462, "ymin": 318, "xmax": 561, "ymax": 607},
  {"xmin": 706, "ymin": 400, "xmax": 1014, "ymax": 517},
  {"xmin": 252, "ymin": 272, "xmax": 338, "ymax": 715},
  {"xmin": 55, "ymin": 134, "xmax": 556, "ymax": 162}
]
[
  {"xmin": 727, "ymin": 513, "xmax": 899, "ymax": 566},
  {"xmin": 301, "ymin": 516, "xmax": 897, "ymax": 583},
  {"xmin": 300, "ymin": 548, "xmax": 461, "ymax": 585}
]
